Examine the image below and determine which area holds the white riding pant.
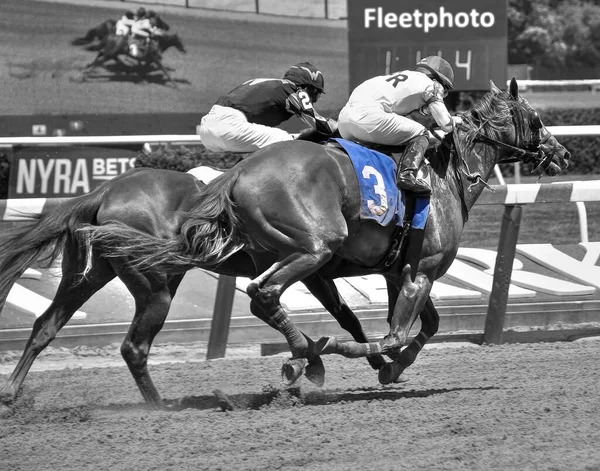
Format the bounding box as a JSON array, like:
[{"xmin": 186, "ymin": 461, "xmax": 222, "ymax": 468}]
[
  {"xmin": 198, "ymin": 105, "xmax": 294, "ymax": 153},
  {"xmin": 338, "ymin": 103, "xmax": 426, "ymax": 146}
]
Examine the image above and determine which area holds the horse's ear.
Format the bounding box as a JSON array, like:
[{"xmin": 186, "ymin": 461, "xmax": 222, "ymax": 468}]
[
  {"xmin": 509, "ymin": 77, "xmax": 519, "ymax": 100},
  {"xmin": 489, "ymin": 80, "xmax": 502, "ymax": 94}
]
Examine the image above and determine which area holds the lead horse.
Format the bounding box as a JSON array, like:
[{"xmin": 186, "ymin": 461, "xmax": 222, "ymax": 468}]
[{"xmin": 0, "ymin": 79, "xmax": 569, "ymax": 411}]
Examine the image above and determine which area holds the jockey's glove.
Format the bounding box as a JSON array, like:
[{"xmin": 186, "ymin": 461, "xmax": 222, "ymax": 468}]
[{"xmin": 451, "ymin": 116, "xmax": 464, "ymax": 130}]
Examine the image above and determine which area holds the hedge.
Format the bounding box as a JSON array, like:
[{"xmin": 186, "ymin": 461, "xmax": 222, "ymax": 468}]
[{"xmin": 134, "ymin": 144, "xmax": 243, "ymax": 171}]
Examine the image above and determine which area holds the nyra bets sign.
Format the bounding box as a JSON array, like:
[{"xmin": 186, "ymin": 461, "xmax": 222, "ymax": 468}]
[
  {"xmin": 8, "ymin": 146, "xmax": 138, "ymax": 198},
  {"xmin": 348, "ymin": 0, "xmax": 508, "ymax": 91}
]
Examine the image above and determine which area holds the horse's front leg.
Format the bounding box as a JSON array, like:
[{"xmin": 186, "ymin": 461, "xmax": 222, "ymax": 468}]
[
  {"xmin": 83, "ymin": 52, "xmax": 106, "ymax": 75},
  {"xmin": 378, "ymin": 294, "xmax": 439, "ymax": 384},
  {"xmin": 376, "ymin": 265, "xmax": 434, "ymax": 383}
]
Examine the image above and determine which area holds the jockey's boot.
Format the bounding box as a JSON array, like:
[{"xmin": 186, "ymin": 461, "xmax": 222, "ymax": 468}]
[{"xmin": 395, "ymin": 135, "xmax": 431, "ymax": 195}]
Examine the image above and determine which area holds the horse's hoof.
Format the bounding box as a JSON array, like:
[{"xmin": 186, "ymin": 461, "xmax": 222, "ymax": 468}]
[
  {"xmin": 367, "ymin": 354, "xmax": 387, "ymax": 370},
  {"xmin": 316, "ymin": 336, "xmax": 338, "ymax": 355},
  {"xmin": 305, "ymin": 357, "xmax": 325, "ymax": 388},
  {"xmin": 378, "ymin": 361, "xmax": 405, "ymax": 385},
  {"xmin": 281, "ymin": 358, "xmax": 306, "ymax": 386}
]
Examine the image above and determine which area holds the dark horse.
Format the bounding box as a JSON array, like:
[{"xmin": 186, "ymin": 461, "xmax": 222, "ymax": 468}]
[
  {"xmin": 83, "ymin": 32, "xmax": 186, "ymax": 83},
  {"xmin": 71, "ymin": 15, "xmax": 170, "ymax": 49},
  {"xmin": 0, "ymin": 79, "xmax": 569, "ymax": 412}
]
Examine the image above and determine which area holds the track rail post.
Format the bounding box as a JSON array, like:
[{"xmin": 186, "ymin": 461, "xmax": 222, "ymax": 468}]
[
  {"xmin": 206, "ymin": 275, "xmax": 237, "ymax": 360},
  {"xmin": 484, "ymin": 205, "xmax": 522, "ymax": 344}
]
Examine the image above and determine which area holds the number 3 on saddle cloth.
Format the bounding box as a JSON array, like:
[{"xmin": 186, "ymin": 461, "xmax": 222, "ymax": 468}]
[{"xmin": 332, "ymin": 137, "xmax": 430, "ymax": 270}]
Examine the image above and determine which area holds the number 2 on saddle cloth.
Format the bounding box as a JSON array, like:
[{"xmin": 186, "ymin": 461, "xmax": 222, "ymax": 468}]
[{"xmin": 332, "ymin": 138, "xmax": 430, "ymax": 274}]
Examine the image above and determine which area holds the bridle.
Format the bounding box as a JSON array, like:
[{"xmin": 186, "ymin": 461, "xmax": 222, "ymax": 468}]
[
  {"xmin": 457, "ymin": 102, "xmax": 553, "ymax": 173},
  {"xmin": 437, "ymin": 98, "xmax": 554, "ymax": 221}
]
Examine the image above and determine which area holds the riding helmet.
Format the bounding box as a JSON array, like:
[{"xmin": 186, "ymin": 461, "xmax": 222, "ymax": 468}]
[
  {"xmin": 283, "ymin": 62, "xmax": 325, "ymax": 93},
  {"xmin": 415, "ymin": 56, "xmax": 455, "ymax": 90}
]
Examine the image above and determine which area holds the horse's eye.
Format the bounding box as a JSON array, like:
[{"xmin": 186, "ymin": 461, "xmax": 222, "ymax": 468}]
[{"xmin": 530, "ymin": 111, "xmax": 543, "ymax": 130}]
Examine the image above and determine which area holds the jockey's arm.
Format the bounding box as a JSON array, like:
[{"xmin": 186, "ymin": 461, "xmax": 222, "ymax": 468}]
[
  {"xmin": 420, "ymin": 82, "xmax": 463, "ymax": 133},
  {"xmin": 131, "ymin": 20, "xmax": 151, "ymax": 38},
  {"xmin": 286, "ymin": 91, "xmax": 338, "ymax": 136}
]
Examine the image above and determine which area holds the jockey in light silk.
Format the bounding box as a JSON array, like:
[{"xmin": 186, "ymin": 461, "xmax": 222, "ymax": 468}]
[
  {"xmin": 129, "ymin": 14, "xmax": 162, "ymax": 58},
  {"xmin": 115, "ymin": 11, "xmax": 135, "ymax": 36},
  {"xmin": 338, "ymin": 56, "xmax": 463, "ymax": 195},
  {"xmin": 199, "ymin": 62, "xmax": 337, "ymax": 153}
]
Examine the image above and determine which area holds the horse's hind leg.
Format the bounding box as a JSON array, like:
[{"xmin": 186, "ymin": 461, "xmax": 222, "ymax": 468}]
[
  {"xmin": 247, "ymin": 234, "xmax": 345, "ymax": 384},
  {"xmin": 114, "ymin": 264, "xmax": 184, "ymax": 409},
  {"xmin": 304, "ymin": 274, "xmax": 386, "ymax": 371},
  {"xmin": 0, "ymin": 247, "xmax": 116, "ymax": 409},
  {"xmin": 249, "ymin": 299, "xmax": 325, "ymax": 387}
]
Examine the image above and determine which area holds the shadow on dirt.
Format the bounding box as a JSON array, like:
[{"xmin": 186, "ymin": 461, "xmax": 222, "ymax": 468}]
[
  {"xmin": 3, "ymin": 385, "xmax": 502, "ymax": 419},
  {"xmin": 159, "ymin": 384, "xmax": 504, "ymax": 412},
  {"xmin": 75, "ymin": 62, "xmax": 190, "ymax": 87}
]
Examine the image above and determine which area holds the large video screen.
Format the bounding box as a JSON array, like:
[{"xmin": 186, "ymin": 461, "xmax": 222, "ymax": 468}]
[{"xmin": 1, "ymin": 0, "xmax": 349, "ymax": 136}]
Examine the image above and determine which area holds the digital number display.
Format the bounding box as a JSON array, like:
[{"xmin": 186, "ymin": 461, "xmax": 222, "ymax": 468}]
[{"xmin": 348, "ymin": 0, "xmax": 508, "ymax": 91}]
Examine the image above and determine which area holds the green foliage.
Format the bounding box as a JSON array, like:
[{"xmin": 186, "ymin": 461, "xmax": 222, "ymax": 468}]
[
  {"xmin": 509, "ymin": 0, "xmax": 600, "ymax": 70},
  {"xmin": 134, "ymin": 144, "xmax": 244, "ymax": 171}
]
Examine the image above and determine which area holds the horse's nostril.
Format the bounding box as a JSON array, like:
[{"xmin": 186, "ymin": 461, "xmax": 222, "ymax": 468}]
[{"xmin": 564, "ymin": 151, "xmax": 571, "ymax": 161}]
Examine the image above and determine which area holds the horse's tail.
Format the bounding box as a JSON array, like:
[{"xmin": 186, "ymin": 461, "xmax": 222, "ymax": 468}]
[
  {"xmin": 0, "ymin": 187, "xmax": 111, "ymax": 309},
  {"xmin": 71, "ymin": 36, "xmax": 93, "ymax": 45},
  {"xmin": 81, "ymin": 170, "xmax": 245, "ymax": 273},
  {"xmin": 71, "ymin": 25, "xmax": 100, "ymax": 45}
]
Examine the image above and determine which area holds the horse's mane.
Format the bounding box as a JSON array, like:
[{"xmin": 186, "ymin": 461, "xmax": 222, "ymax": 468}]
[
  {"xmin": 459, "ymin": 89, "xmax": 515, "ymax": 154},
  {"xmin": 428, "ymin": 88, "xmax": 515, "ymax": 175}
]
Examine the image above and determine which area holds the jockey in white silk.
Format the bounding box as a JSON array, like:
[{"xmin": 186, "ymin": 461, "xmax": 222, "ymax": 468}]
[{"xmin": 338, "ymin": 55, "xmax": 463, "ymax": 195}]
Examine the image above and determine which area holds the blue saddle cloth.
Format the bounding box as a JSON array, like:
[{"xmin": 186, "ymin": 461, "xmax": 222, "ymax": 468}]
[{"xmin": 333, "ymin": 138, "xmax": 429, "ymax": 229}]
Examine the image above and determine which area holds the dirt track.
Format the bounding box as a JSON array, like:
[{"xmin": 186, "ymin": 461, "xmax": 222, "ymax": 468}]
[{"xmin": 1, "ymin": 339, "xmax": 600, "ymax": 470}]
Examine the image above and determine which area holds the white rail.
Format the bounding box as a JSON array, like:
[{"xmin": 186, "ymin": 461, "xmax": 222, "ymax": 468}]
[
  {"xmin": 0, "ymin": 125, "xmax": 596, "ymax": 146},
  {"xmin": 0, "ymin": 134, "xmax": 202, "ymax": 146}
]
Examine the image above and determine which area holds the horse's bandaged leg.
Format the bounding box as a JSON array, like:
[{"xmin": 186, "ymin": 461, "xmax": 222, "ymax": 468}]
[
  {"xmin": 335, "ymin": 340, "xmax": 382, "ymax": 358},
  {"xmin": 272, "ymin": 309, "xmax": 307, "ymax": 354}
]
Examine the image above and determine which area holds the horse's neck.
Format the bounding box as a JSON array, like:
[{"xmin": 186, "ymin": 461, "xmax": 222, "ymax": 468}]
[
  {"xmin": 450, "ymin": 133, "xmax": 505, "ymax": 212},
  {"xmin": 157, "ymin": 36, "xmax": 172, "ymax": 51}
]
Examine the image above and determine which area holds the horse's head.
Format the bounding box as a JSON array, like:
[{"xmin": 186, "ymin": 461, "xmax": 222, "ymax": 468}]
[
  {"xmin": 157, "ymin": 33, "xmax": 186, "ymax": 54},
  {"xmin": 172, "ymin": 34, "xmax": 186, "ymax": 54},
  {"xmin": 149, "ymin": 13, "xmax": 170, "ymax": 31},
  {"xmin": 489, "ymin": 78, "xmax": 571, "ymax": 176}
]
